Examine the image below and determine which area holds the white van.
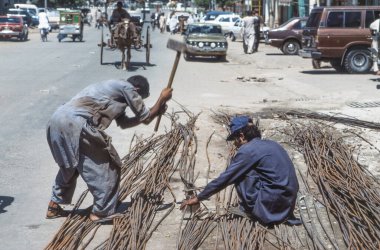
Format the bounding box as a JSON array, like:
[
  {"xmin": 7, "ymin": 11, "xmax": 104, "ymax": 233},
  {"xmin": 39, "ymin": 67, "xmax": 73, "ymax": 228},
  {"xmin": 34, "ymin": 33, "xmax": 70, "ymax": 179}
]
[{"xmin": 14, "ymin": 3, "xmax": 39, "ymax": 26}]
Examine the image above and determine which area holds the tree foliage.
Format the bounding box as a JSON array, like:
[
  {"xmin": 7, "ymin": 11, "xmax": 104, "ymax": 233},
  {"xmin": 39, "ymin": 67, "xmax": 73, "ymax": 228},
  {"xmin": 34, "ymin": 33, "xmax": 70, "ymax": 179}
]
[{"xmin": 34, "ymin": 0, "xmax": 87, "ymax": 8}]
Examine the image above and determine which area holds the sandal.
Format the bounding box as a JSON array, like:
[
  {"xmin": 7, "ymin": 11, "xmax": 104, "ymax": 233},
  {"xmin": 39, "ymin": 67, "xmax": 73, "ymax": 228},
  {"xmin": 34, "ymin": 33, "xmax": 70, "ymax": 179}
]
[{"xmin": 46, "ymin": 204, "xmax": 69, "ymax": 219}]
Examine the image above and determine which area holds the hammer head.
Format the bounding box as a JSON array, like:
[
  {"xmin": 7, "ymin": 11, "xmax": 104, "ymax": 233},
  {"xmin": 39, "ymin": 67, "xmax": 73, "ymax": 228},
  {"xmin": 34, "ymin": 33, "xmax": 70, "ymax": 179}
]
[{"xmin": 167, "ymin": 38, "xmax": 187, "ymax": 53}]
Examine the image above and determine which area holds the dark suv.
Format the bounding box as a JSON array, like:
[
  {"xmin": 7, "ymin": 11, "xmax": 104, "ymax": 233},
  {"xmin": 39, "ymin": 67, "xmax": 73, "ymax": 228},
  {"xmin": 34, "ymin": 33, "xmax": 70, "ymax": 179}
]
[{"xmin": 299, "ymin": 6, "xmax": 380, "ymax": 73}]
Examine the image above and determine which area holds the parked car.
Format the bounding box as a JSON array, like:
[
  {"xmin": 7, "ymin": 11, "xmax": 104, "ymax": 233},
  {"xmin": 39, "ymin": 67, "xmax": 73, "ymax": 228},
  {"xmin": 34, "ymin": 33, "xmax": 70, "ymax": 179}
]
[
  {"xmin": 229, "ymin": 19, "xmax": 269, "ymax": 42},
  {"xmin": 14, "ymin": 4, "xmax": 39, "ymax": 26},
  {"xmin": 299, "ymin": 6, "xmax": 380, "ymax": 73},
  {"xmin": 200, "ymin": 11, "xmax": 232, "ymax": 23},
  {"xmin": 0, "ymin": 15, "xmax": 28, "ymax": 41},
  {"xmin": 205, "ymin": 14, "xmax": 241, "ymax": 36},
  {"xmin": 183, "ymin": 23, "xmax": 228, "ymax": 61},
  {"xmin": 7, "ymin": 8, "xmax": 32, "ymax": 27},
  {"xmin": 266, "ymin": 17, "xmax": 308, "ymax": 55}
]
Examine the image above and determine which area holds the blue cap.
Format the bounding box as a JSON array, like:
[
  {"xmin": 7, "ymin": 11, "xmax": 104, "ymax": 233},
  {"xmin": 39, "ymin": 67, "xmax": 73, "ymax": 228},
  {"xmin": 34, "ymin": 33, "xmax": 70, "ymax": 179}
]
[{"xmin": 227, "ymin": 116, "xmax": 250, "ymax": 141}]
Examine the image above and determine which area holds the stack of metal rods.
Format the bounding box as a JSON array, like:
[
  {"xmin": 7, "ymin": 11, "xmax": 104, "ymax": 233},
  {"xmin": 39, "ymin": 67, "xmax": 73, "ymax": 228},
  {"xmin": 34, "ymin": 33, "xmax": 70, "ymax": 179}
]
[
  {"xmin": 100, "ymin": 130, "xmax": 184, "ymax": 249},
  {"xmin": 285, "ymin": 121, "xmax": 380, "ymax": 249},
  {"xmin": 177, "ymin": 209, "xmax": 217, "ymax": 250},
  {"xmin": 218, "ymin": 215, "xmax": 266, "ymax": 249}
]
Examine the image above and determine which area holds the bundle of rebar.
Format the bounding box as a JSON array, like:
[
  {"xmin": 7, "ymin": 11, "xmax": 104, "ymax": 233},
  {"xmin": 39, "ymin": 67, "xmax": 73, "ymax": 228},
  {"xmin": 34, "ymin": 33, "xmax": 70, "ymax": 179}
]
[{"xmin": 285, "ymin": 121, "xmax": 380, "ymax": 249}]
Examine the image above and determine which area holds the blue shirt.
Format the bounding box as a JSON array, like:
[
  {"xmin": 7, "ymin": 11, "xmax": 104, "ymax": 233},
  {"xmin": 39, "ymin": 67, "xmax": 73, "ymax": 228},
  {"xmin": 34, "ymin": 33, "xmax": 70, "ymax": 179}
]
[{"xmin": 197, "ymin": 138, "xmax": 299, "ymax": 225}]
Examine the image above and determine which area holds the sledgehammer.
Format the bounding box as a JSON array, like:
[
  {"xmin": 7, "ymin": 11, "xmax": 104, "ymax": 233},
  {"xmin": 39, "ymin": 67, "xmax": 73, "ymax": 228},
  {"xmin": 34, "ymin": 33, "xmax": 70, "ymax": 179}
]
[{"xmin": 154, "ymin": 38, "xmax": 186, "ymax": 132}]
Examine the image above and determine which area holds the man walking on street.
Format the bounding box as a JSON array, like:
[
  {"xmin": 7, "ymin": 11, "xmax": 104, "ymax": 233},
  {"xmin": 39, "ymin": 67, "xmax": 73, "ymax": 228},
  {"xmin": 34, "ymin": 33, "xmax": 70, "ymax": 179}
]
[
  {"xmin": 46, "ymin": 75, "xmax": 172, "ymax": 223},
  {"xmin": 370, "ymin": 14, "xmax": 380, "ymax": 75},
  {"xmin": 242, "ymin": 11, "xmax": 256, "ymax": 54},
  {"xmin": 253, "ymin": 10, "xmax": 261, "ymax": 52},
  {"xmin": 181, "ymin": 116, "xmax": 301, "ymax": 226}
]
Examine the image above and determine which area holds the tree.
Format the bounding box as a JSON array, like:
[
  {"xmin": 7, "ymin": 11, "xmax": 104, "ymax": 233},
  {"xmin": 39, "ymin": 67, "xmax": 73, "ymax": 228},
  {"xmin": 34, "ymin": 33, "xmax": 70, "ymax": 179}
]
[{"xmin": 193, "ymin": 0, "xmax": 210, "ymax": 10}]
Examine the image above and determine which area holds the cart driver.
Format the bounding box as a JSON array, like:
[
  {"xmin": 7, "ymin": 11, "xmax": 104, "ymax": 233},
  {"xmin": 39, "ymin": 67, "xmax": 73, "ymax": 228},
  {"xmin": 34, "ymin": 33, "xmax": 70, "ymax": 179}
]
[{"xmin": 109, "ymin": 1, "xmax": 137, "ymax": 46}]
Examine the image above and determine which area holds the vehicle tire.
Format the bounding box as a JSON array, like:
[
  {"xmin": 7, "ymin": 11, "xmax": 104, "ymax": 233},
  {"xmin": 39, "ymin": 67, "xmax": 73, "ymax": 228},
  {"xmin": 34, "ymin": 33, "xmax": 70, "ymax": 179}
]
[
  {"xmin": 183, "ymin": 52, "xmax": 192, "ymax": 61},
  {"xmin": 218, "ymin": 55, "xmax": 227, "ymax": 61},
  {"xmin": 282, "ymin": 40, "xmax": 300, "ymax": 55},
  {"xmin": 330, "ymin": 59, "xmax": 346, "ymax": 72},
  {"xmin": 72, "ymin": 37, "xmax": 76, "ymax": 42},
  {"xmin": 231, "ymin": 33, "xmax": 236, "ymax": 42},
  {"xmin": 344, "ymin": 48, "xmax": 372, "ymax": 74}
]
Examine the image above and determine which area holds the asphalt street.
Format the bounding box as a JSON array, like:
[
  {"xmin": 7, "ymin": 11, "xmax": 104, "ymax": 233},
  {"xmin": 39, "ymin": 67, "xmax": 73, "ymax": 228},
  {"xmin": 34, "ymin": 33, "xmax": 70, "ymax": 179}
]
[{"xmin": 1, "ymin": 19, "xmax": 380, "ymax": 249}]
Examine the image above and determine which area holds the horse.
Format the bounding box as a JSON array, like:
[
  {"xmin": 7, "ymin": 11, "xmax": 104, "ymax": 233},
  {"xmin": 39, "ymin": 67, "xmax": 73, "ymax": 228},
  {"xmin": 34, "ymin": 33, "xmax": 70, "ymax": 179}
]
[{"xmin": 113, "ymin": 19, "xmax": 136, "ymax": 70}]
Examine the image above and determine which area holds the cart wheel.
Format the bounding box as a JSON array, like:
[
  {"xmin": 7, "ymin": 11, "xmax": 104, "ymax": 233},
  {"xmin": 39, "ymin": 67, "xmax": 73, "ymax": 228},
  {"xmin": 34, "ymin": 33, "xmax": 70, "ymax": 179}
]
[
  {"xmin": 100, "ymin": 27, "xmax": 104, "ymax": 65},
  {"xmin": 146, "ymin": 26, "xmax": 150, "ymax": 65}
]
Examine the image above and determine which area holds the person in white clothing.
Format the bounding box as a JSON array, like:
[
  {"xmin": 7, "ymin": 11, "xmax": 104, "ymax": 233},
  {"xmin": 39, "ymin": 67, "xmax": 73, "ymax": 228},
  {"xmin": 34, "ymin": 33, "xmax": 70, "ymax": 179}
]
[
  {"xmin": 242, "ymin": 11, "xmax": 256, "ymax": 54},
  {"xmin": 38, "ymin": 10, "xmax": 50, "ymax": 30},
  {"xmin": 370, "ymin": 14, "xmax": 380, "ymax": 75}
]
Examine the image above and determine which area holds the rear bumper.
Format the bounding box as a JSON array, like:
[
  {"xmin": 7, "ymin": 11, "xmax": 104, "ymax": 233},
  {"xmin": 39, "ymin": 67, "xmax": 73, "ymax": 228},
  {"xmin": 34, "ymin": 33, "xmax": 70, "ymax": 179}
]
[
  {"xmin": 299, "ymin": 49, "xmax": 322, "ymax": 59},
  {"xmin": 0, "ymin": 30, "xmax": 21, "ymax": 37}
]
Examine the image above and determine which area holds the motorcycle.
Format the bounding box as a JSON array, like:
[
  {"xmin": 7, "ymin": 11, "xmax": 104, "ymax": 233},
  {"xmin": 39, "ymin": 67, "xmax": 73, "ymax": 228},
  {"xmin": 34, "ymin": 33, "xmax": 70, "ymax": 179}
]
[{"xmin": 40, "ymin": 28, "xmax": 49, "ymax": 42}]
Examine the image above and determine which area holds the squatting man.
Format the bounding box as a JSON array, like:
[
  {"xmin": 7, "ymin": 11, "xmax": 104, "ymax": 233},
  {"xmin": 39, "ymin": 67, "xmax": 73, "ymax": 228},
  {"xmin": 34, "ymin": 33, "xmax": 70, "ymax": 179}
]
[
  {"xmin": 46, "ymin": 75, "xmax": 172, "ymax": 222},
  {"xmin": 181, "ymin": 116, "xmax": 301, "ymax": 226}
]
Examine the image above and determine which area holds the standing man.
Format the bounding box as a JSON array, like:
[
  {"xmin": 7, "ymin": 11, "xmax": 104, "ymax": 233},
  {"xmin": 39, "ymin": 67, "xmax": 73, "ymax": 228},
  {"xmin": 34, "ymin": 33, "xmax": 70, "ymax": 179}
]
[
  {"xmin": 242, "ymin": 11, "xmax": 256, "ymax": 54},
  {"xmin": 370, "ymin": 14, "xmax": 380, "ymax": 75},
  {"xmin": 46, "ymin": 76, "xmax": 172, "ymax": 222},
  {"xmin": 253, "ymin": 10, "xmax": 261, "ymax": 52},
  {"xmin": 181, "ymin": 116, "xmax": 301, "ymax": 226}
]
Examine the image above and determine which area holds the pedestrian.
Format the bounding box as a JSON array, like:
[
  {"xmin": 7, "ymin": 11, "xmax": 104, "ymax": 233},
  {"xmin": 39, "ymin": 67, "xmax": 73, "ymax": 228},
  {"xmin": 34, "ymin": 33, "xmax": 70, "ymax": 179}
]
[
  {"xmin": 253, "ymin": 10, "xmax": 262, "ymax": 52},
  {"xmin": 242, "ymin": 11, "xmax": 256, "ymax": 54},
  {"xmin": 169, "ymin": 14, "xmax": 178, "ymax": 34},
  {"xmin": 46, "ymin": 76, "xmax": 173, "ymax": 223},
  {"xmin": 181, "ymin": 116, "xmax": 301, "ymax": 226},
  {"xmin": 370, "ymin": 14, "xmax": 380, "ymax": 75},
  {"xmin": 159, "ymin": 13, "xmax": 166, "ymax": 33}
]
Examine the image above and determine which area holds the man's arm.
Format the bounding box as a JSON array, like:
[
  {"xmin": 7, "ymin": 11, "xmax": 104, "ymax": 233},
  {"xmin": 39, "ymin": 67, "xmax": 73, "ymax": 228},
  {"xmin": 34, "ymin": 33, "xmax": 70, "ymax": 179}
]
[
  {"xmin": 142, "ymin": 88, "xmax": 172, "ymax": 124},
  {"xmin": 116, "ymin": 88, "xmax": 172, "ymax": 128},
  {"xmin": 181, "ymin": 148, "xmax": 258, "ymax": 209}
]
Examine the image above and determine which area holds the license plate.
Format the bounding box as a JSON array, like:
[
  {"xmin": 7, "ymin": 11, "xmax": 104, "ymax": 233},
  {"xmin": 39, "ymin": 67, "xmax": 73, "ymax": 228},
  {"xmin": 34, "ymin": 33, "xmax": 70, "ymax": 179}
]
[{"xmin": 63, "ymin": 27, "xmax": 75, "ymax": 33}]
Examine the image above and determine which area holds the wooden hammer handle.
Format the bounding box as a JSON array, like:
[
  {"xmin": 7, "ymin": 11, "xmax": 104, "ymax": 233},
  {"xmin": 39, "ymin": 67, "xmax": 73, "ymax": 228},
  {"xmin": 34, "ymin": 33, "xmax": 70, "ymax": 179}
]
[{"xmin": 154, "ymin": 51, "xmax": 181, "ymax": 132}]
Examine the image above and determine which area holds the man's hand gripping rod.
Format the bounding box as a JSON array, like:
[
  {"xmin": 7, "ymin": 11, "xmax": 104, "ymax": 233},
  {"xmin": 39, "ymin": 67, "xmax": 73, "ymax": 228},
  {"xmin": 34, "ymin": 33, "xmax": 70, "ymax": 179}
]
[{"xmin": 154, "ymin": 38, "xmax": 186, "ymax": 131}]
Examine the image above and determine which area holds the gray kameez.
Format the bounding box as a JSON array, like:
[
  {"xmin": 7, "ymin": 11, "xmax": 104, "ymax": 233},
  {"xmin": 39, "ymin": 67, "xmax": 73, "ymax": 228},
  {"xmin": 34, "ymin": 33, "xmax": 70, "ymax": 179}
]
[
  {"xmin": 47, "ymin": 79, "xmax": 149, "ymax": 216},
  {"xmin": 242, "ymin": 16, "xmax": 256, "ymax": 54}
]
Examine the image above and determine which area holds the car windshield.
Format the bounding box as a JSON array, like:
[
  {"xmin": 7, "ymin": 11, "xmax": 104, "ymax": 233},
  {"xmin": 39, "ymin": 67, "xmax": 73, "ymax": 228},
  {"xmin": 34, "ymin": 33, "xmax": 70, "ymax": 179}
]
[
  {"xmin": 0, "ymin": 17, "xmax": 20, "ymax": 23},
  {"xmin": 8, "ymin": 10, "xmax": 27, "ymax": 15},
  {"xmin": 188, "ymin": 25, "xmax": 222, "ymax": 34}
]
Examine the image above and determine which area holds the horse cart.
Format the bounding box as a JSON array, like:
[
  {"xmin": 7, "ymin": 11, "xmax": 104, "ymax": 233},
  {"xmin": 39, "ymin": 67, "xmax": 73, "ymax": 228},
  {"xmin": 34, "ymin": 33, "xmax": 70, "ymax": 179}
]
[
  {"xmin": 57, "ymin": 10, "xmax": 83, "ymax": 42},
  {"xmin": 100, "ymin": 17, "xmax": 151, "ymax": 70}
]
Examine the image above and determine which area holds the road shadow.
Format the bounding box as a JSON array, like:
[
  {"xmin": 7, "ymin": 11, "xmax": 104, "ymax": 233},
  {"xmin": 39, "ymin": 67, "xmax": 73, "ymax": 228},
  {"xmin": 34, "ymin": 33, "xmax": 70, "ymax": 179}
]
[
  {"xmin": 301, "ymin": 69, "xmax": 345, "ymax": 75},
  {"xmin": 265, "ymin": 53, "xmax": 287, "ymax": 56},
  {"xmin": 114, "ymin": 61, "xmax": 156, "ymax": 71},
  {"xmin": 185, "ymin": 57, "xmax": 228, "ymax": 63},
  {"xmin": 0, "ymin": 196, "xmax": 15, "ymax": 214}
]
